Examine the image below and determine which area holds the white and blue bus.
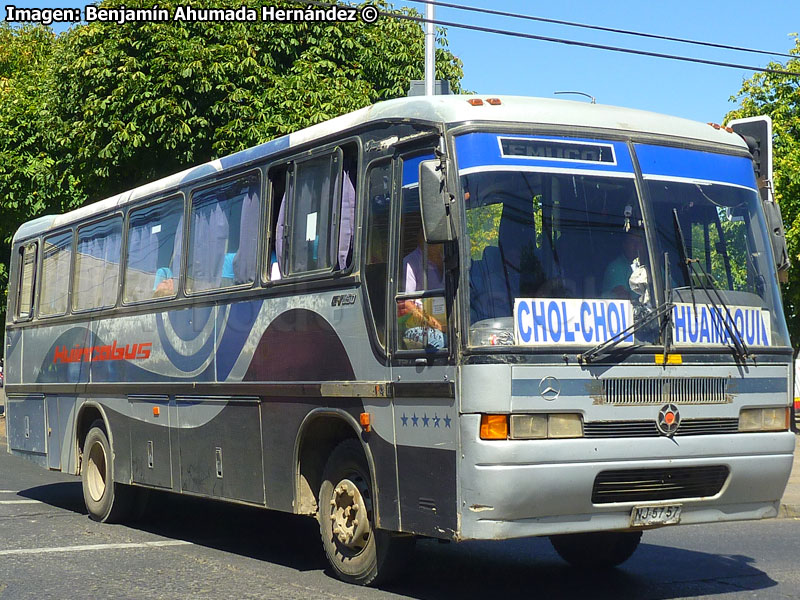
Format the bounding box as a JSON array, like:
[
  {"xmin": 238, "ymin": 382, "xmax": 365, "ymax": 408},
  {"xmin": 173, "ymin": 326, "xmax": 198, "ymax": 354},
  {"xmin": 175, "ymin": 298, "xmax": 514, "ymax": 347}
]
[{"xmin": 4, "ymin": 95, "xmax": 795, "ymax": 585}]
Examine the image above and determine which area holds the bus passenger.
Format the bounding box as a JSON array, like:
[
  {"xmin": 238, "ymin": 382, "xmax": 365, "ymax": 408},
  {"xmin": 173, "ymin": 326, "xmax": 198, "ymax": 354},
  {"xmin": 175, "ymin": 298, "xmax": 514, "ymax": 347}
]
[
  {"xmin": 398, "ymin": 230, "xmax": 446, "ymax": 349},
  {"xmin": 601, "ymin": 233, "xmax": 645, "ymax": 299}
]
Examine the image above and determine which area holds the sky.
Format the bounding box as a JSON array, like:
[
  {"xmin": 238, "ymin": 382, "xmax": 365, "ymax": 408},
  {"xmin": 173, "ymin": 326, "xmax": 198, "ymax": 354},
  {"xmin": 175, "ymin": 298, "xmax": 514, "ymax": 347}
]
[{"xmin": 7, "ymin": 0, "xmax": 800, "ymax": 123}]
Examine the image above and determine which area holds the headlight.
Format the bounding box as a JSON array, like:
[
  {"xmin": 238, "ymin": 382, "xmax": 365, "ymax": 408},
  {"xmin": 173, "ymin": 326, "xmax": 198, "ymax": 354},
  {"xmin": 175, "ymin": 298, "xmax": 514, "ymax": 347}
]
[
  {"xmin": 509, "ymin": 413, "xmax": 583, "ymax": 439},
  {"xmin": 547, "ymin": 414, "xmax": 584, "ymax": 438},
  {"xmin": 469, "ymin": 318, "xmax": 515, "ymax": 346},
  {"xmin": 738, "ymin": 407, "xmax": 789, "ymax": 432},
  {"xmin": 509, "ymin": 414, "xmax": 548, "ymax": 439}
]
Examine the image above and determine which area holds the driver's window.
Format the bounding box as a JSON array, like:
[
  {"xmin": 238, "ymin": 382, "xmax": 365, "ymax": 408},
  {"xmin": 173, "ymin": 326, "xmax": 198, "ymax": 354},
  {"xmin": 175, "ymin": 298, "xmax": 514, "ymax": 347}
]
[{"xmin": 395, "ymin": 153, "xmax": 448, "ymax": 353}]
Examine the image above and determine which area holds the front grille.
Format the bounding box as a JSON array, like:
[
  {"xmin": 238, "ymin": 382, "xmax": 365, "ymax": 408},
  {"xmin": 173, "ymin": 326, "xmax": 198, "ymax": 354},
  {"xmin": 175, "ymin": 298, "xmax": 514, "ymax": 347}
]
[
  {"xmin": 592, "ymin": 465, "xmax": 729, "ymax": 504},
  {"xmin": 584, "ymin": 418, "xmax": 740, "ymax": 438},
  {"xmin": 603, "ymin": 378, "xmax": 728, "ymax": 405}
]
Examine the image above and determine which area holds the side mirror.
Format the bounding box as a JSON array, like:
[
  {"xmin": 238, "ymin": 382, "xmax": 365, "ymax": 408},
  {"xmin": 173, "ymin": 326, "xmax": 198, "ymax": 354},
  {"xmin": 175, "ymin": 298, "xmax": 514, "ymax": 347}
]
[
  {"xmin": 763, "ymin": 198, "xmax": 791, "ymax": 281},
  {"xmin": 419, "ymin": 159, "xmax": 454, "ymax": 243},
  {"xmin": 729, "ymin": 115, "xmax": 790, "ymax": 279}
]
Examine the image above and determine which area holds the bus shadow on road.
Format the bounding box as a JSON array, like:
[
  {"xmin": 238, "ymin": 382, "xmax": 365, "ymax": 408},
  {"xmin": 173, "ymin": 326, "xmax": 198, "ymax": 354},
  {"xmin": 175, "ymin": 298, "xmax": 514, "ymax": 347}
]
[
  {"xmin": 387, "ymin": 536, "xmax": 777, "ymax": 600},
  {"xmin": 17, "ymin": 482, "xmax": 87, "ymax": 515},
  {"xmin": 19, "ymin": 481, "xmax": 777, "ymax": 598}
]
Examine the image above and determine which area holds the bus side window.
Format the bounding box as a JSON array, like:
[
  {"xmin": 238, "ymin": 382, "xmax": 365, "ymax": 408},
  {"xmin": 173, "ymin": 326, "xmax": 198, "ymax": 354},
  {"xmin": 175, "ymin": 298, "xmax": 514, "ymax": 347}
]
[
  {"xmin": 395, "ymin": 153, "xmax": 448, "ymax": 353},
  {"xmin": 40, "ymin": 232, "xmax": 72, "ymax": 317},
  {"xmin": 364, "ymin": 160, "xmax": 392, "ymax": 348},
  {"xmin": 268, "ymin": 165, "xmax": 289, "ymax": 281},
  {"xmin": 16, "ymin": 242, "xmax": 38, "ymax": 320},
  {"xmin": 186, "ymin": 172, "xmax": 260, "ymax": 294},
  {"xmin": 336, "ymin": 153, "xmax": 357, "ymax": 272},
  {"xmin": 287, "ymin": 151, "xmax": 341, "ymax": 275},
  {"xmin": 124, "ymin": 196, "xmax": 184, "ymax": 303},
  {"xmin": 74, "ymin": 217, "xmax": 122, "ymax": 312}
]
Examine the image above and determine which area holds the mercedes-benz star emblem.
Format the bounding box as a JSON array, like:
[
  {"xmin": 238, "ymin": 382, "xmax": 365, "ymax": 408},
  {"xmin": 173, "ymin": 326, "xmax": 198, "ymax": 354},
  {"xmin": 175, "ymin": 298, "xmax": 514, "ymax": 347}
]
[
  {"xmin": 657, "ymin": 403, "xmax": 681, "ymax": 437},
  {"xmin": 538, "ymin": 376, "xmax": 561, "ymax": 401}
]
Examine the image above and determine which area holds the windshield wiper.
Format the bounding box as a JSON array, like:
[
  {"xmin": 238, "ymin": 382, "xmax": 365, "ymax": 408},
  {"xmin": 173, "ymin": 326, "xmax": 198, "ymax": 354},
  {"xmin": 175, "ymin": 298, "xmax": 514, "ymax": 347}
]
[
  {"xmin": 661, "ymin": 252, "xmax": 674, "ymax": 363},
  {"xmin": 687, "ymin": 260, "xmax": 749, "ymax": 360},
  {"xmin": 672, "ymin": 209, "xmax": 698, "ymax": 320},
  {"xmin": 671, "ymin": 208, "xmax": 748, "ymax": 360},
  {"xmin": 578, "ymin": 299, "xmax": 673, "ymax": 363}
]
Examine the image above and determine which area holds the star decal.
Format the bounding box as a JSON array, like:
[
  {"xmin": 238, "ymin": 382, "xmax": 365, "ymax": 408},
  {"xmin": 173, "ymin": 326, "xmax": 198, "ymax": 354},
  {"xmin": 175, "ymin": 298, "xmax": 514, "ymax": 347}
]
[
  {"xmin": 444, "ymin": 414, "xmax": 452, "ymax": 428},
  {"xmin": 433, "ymin": 413, "xmax": 441, "ymax": 428},
  {"xmin": 411, "ymin": 413, "xmax": 419, "ymax": 427},
  {"xmin": 422, "ymin": 413, "xmax": 430, "ymax": 427},
  {"xmin": 401, "ymin": 413, "xmax": 408, "ymax": 427}
]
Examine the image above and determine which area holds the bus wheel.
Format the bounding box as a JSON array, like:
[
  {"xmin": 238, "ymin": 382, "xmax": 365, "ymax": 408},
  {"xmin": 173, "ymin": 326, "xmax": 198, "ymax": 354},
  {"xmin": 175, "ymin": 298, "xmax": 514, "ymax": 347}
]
[
  {"xmin": 81, "ymin": 420, "xmax": 133, "ymax": 523},
  {"xmin": 549, "ymin": 531, "xmax": 642, "ymax": 568},
  {"xmin": 318, "ymin": 439, "xmax": 415, "ymax": 586}
]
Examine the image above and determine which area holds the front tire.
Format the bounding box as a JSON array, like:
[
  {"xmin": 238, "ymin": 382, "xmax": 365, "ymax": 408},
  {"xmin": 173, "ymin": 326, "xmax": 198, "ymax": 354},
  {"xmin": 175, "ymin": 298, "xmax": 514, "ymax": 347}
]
[
  {"xmin": 81, "ymin": 420, "xmax": 133, "ymax": 523},
  {"xmin": 318, "ymin": 439, "xmax": 415, "ymax": 586},
  {"xmin": 550, "ymin": 531, "xmax": 642, "ymax": 568}
]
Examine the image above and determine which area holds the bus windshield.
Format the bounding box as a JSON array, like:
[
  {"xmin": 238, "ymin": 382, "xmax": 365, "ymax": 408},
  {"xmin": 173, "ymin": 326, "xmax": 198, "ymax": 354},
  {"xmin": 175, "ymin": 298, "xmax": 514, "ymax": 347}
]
[
  {"xmin": 458, "ymin": 133, "xmax": 789, "ymax": 349},
  {"xmin": 647, "ymin": 178, "xmax": 788, "ymax": 347},
  {"xmin": 463, "ymin": 169, "xmax": 653, "ymax": 346}
]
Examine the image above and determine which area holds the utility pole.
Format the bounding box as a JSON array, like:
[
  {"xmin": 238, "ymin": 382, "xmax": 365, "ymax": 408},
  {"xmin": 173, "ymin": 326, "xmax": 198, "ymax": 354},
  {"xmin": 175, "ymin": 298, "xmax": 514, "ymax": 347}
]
[{"xmin": 424, "ymin": 1, "xmax": 435, "ymax": 95}]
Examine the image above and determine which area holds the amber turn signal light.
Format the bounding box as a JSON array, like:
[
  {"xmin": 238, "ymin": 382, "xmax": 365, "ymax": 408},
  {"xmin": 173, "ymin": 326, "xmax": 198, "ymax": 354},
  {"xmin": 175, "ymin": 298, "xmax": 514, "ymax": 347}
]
[
  {"xmin": 480, "ymin": 414, "xmax": 509, "ymax": 440},
  {"xmin": 360, "ymin": 412, "xmax": 371, "ymax": 433}
]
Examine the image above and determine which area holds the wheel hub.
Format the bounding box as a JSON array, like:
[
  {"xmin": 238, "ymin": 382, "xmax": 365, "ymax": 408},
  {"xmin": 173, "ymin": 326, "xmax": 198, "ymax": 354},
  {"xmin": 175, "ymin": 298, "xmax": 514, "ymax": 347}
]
[
  {"xmin": 329, "ymin": 478, "xmax": 370, "ymax": 550},
  {"xmin": 86, "ymin": 440, "xmax": 107, "ymax": 502}
]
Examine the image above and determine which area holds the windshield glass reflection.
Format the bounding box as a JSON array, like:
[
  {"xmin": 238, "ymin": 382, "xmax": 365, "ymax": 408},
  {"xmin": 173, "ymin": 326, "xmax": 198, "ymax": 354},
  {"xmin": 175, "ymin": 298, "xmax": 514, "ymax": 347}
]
[
  {"xmin": 647, "ymin": 179, "xmax": 789, "ymax": 347},
  {"xmin": 463, "ymin": 170, "xmax": 652, "ymax": 346}
]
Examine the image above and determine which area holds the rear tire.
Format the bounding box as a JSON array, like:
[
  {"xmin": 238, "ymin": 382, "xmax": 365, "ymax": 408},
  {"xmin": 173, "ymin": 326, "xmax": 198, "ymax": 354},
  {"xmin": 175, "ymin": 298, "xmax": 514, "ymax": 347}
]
[
  {"xmin": 318, "ymin": 439, "xmax": 415, "ymax": 586},
  {"xmin": 550, "ymin": 531, "xmax": 642, "ymax": 568},
  {"xmin": 81, "ymin": 420, "xmax": 134, "ymax": 523}
]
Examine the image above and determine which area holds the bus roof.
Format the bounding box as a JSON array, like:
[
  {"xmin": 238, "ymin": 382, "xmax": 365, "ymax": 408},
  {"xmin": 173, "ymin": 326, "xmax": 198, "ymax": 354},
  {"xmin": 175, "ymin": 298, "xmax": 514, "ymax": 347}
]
[{"xmin": 13, "ymin": 95, "xmax": 748, "ymax": 243}]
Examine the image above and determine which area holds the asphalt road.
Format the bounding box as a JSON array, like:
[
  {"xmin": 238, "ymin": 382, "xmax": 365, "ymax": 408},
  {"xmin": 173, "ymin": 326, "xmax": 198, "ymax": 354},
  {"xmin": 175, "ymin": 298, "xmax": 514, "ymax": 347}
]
[{"xmin": 1, "ymin": 419, "xmax": 799, "ymax": 600}]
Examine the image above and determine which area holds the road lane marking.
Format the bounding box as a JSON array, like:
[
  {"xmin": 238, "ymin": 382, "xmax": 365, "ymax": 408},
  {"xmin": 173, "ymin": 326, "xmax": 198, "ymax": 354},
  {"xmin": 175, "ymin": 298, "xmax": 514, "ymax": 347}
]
[
  {"xmin": 0, "ymin": 491, "xmax": 20, "ymax": 494},
  {"xmin": 0, "ymin": 540, "xmax": 191, "ymax": 556},
  {"xmin": 0, "ymin": 500, "xmax": 41, "ymax": 505}
]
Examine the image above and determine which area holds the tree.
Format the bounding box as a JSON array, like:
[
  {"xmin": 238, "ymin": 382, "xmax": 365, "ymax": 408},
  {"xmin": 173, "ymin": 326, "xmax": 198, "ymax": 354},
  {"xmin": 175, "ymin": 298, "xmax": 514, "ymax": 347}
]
[
  {"xmin": 0, "ymin": 0, "xmax": 465, "ymax": 321},
  {"xmin": 725, "ymin": 35, "xmax": 800, "ymax": 346}
]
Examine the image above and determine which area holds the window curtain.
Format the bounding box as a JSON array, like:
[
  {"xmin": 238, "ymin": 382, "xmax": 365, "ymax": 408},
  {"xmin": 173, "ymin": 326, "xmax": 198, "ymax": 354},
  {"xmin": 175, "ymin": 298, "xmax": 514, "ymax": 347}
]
[
  {"xmin": 337, "ymin": 169, "xmax": 355, "ymax": 271},
  {"xmin": 232, "ymin": 186, "xmax": 259, "ymax": 285},
  {"xmin": 190, "ymin": 201, "xmax": 229, "ymax": 292}
]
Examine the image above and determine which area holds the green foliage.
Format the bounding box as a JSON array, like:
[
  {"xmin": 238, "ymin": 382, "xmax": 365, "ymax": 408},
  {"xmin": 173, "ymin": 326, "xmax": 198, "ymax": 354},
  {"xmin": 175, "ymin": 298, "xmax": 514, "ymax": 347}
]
[
  {"xmin": 726, "ymin": 35, "xmax": 800, "ymax": 345},
  {"xmin": 0, "ymin": 0, "xmax": 465, "ymax": 322}
]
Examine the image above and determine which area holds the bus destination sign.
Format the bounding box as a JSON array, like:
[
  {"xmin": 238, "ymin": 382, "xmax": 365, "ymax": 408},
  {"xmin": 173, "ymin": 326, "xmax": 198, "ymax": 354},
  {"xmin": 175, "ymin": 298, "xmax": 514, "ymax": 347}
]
[{"xmin": 499, "ymin": 137, "xmax": 616, "ymax": 164}]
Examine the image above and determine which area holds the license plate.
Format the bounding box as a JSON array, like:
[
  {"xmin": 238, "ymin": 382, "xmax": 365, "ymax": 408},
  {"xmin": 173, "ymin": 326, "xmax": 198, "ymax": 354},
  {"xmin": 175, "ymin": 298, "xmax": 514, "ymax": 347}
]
[{"xmin": 630, "ymin": 504, "xmax": 682, "ymax": 527}]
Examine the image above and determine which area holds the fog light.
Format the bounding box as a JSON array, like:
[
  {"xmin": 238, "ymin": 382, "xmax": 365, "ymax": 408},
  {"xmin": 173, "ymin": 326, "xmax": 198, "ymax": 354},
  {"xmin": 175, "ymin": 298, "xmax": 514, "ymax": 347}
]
[
  {"xmin": 510, "ymin": 414, "xmax": 548, "ymax": 439},
  {"xmin": 548, "ymin": 413, "xmax": 584, "ymax": 438}
]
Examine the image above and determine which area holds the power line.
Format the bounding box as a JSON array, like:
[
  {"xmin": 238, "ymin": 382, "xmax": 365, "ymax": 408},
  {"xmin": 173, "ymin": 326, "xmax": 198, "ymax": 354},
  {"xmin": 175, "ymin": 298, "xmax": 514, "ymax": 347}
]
[
  {"xmin": 401, "ymin": 0, "xmax": 797, "ymax": 60},
  {"xmin": 292, "ymin": 0, "xmax": 800, "ymax": 78}
]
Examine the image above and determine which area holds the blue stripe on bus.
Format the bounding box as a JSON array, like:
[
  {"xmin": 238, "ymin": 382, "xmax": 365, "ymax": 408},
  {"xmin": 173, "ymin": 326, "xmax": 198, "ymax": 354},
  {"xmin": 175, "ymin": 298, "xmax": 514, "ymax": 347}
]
[
  {"xmin": 218, "ymin": 135, "xmax": 290, "ymax": 171},
  {"xmin": 401, "ymin": 152, "xmax": 436, "ymax": 187},
  {"xmin": 156, "ymin": 310, "xmax": 217, "ymax": 373},
  {"xmin": 635, "ymin": 144, "xmax": 757, "ymax": 189},
  {"xmin": 454, "ymin": 133, "xmax": 634, "ymax": 174},
  {"xmin": 216, "ymin": 299, "xmax": 263, "ymax": 382},
  {"xmin": 511, "ymin": 378, "xmax": 595, "ymax": 397}
]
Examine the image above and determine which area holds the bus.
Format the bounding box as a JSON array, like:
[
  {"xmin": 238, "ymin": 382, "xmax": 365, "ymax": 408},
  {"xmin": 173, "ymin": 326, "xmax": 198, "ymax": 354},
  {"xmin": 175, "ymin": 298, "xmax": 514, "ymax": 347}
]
[{"xmin": 4, "ymin": 95, "xmax": 796, "ymax": 586}]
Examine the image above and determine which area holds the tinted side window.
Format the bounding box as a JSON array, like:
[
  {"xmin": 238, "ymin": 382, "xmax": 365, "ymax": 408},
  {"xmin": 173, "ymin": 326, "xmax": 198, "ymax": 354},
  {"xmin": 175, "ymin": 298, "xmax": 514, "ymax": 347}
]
[
  {"xmin": 364, "ymin": 160, "xmax": 391, "ymax": 348},
  {"xmin": 17, "ymin": 242, "xmax": 37, "ymax": 320},
  {"xmin": 125, "ymin": 197, "xmax": 184, "ymax": 303},
  {"xmin": 40, "ymin": 232, "xmax": 72, "ymax": 317},
  {"xmin": 395, "ymin": 153, "xmax": 448, "ymax": 353},
  {"xmin": 74, "ymin": 217, "xmax": 122, "ymax": 311},
  {"xmin": 186, "ymin": 173, "xmax": 260, "ymax": 294},
  {"xmin": 288, "ymin": 153, "xmax": 340, "ymax": 274}
]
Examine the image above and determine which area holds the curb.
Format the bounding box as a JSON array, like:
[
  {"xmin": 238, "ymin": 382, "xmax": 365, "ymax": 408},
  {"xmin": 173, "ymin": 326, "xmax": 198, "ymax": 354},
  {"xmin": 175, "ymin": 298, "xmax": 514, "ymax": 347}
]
[{"xmin": 779, "ymin": 504, "xmax": 800, "ymax": 519}]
